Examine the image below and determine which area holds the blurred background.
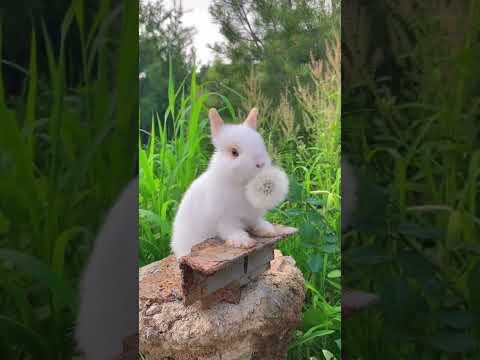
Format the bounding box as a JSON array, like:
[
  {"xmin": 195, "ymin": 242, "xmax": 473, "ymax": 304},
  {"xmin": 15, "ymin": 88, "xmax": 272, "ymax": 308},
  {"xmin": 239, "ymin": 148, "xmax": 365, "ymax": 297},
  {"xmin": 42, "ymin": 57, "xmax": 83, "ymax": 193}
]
[
  {"xmin": 0, "ymin": 1, "xmax": 137, "ymax": 358},
  {"xmin": 342, "ymin": 0, "xmax": 480, "ymax": 358}
]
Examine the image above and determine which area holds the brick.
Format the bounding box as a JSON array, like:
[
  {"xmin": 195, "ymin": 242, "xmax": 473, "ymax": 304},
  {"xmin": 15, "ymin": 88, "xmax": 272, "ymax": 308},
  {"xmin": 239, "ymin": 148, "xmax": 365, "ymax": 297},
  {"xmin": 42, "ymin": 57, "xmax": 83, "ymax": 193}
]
[{"xmin": 179, "ymin": 224, "xmax": 297, "ymax": 306}]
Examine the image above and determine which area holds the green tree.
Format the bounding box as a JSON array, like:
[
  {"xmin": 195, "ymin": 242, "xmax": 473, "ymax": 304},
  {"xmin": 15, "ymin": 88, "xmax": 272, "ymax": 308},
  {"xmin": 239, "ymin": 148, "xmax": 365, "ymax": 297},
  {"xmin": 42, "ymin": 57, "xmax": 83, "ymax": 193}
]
[
  {"xmin": 139, "ymin": 0, "xmax": 195, "ymax": 132},
  {"xmin": 203, "ymin": 0, "xmax": 340, "ymax": 116}
]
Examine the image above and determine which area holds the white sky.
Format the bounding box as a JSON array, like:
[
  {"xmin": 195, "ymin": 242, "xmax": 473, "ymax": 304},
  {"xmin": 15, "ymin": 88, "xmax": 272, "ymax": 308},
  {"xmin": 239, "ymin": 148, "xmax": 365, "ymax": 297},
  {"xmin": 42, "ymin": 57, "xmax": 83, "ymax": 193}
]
[{"xmin": 163, "ymin": 0, "xmax": 224, "ymax": 66}]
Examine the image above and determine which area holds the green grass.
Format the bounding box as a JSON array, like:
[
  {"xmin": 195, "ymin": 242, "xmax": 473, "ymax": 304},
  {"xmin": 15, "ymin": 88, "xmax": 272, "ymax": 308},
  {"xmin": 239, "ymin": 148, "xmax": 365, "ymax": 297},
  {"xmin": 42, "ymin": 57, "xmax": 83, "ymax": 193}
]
[
  {"xmin": 0, "ymin": 1, "xmax": 137, "ymax": 358},
  {"xmin": 139, "ymin": 47, "xmax": 341, "ymax": 359}
]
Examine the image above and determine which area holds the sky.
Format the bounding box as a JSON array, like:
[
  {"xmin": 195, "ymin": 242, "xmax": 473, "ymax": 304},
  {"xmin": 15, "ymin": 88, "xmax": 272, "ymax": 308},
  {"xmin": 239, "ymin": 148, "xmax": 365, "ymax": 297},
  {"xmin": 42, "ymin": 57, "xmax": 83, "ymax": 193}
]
[{"xmin": 163, "ymin": 0, "xmax": 224, "ymax": 65}]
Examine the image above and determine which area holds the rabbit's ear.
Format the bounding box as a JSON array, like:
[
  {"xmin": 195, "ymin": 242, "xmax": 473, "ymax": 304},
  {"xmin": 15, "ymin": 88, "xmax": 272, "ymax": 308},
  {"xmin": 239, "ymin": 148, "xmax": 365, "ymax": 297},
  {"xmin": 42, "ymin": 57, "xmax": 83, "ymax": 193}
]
[
  {"xmin": 208, "ymin": 108, "xmax": 224, "ymax": 137},
  {"xmin": 243, "ymin": 108, "xmax": 258, "ymax": 130}
]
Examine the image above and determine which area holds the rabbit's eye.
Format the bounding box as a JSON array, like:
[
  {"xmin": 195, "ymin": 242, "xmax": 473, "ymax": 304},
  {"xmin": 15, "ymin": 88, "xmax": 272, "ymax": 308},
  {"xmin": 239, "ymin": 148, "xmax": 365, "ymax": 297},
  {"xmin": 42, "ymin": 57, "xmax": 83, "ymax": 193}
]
[{"xmin": 231, "ymin": 148, "xmax": 239, "ymax": 157}]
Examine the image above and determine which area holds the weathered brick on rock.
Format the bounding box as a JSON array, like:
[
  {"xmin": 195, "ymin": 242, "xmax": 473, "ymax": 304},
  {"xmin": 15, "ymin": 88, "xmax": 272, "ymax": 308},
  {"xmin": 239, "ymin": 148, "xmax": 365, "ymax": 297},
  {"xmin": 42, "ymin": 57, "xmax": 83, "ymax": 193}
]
[
  {"xmin": 178, "ymin": 224, "xmax": 297, "ymax": 306},
  {"xmin": 139, "ymin": 247, "xmax": 305, "ymax": 360}
]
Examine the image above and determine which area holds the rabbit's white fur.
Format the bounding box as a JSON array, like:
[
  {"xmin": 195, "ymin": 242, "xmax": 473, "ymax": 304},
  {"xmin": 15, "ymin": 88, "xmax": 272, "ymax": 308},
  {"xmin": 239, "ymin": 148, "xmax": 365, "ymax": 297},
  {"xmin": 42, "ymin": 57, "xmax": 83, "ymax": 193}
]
[
  {"xmin": 171, "ymin": 108, "xmax": 276, "ymax": 258},
  {"xmin": 75, "ymin": 178, "xmax": 138, "ymax": 360}
]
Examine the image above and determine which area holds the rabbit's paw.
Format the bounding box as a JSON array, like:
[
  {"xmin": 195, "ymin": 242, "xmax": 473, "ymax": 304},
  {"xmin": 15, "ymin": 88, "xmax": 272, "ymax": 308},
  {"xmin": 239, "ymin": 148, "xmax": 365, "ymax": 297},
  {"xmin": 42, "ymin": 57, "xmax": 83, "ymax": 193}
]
[
  {"xmin": 225, "ymin": 231, "xmax": 256, "ymax": 249},
  {"xmin": 251, "ymin": 220, "xmax": 277, "ymax": 237}
]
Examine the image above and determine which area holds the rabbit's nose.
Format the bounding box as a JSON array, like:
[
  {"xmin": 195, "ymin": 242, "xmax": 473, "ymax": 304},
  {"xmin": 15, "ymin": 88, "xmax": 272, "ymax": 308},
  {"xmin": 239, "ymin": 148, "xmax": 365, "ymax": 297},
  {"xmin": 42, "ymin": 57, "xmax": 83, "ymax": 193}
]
[{"xmin": 256, "ymin": 162, "xmax": 264, "ymax": 169}]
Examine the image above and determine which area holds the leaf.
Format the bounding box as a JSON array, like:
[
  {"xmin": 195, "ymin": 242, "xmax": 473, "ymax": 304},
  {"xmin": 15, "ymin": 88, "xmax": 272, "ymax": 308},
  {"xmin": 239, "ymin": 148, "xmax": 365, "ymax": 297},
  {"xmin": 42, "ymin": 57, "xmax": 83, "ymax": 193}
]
[
  {"xmin": 288, "ymin": 176, "xmax": 303, "ymax": 202},
  {"xmin": 0, "ymin": 212, "xmax": 10, "ymax": 234},
  {"xmin": 52, "ymin": 226, "xmax": 88, "ymax": 275},
  {"xmin": 0, "ymin": 315, "xmax": 50, "ymax": 358},
  {"xmin": 324, "ymin": 233, "xmax": 338, "ymax": 243},
  {"xmin": 467, "ymin": 263, "xmax": 480, "ymax": 337},
  {"xmin": 25, "ymin": 29, "xmax": 37, "ymax": 158},
  {"xmin": 284, "ymin": 208, "xmax": 304, "ymax": 217},
  {"xmin": 322, "ymin": 349, "xmax": 336, "ymax": 360},
  {"xmin": 299, "ymin": 222, "xmax": 319, "ymax": 245},
  {"xmin": 427, "ymin": 331, "xmax": 476, "ymax": 353},
  {"xmin": 290, "ymin": 326, "xmax": 335, "ymax": 349},
  {"xmin": 352, "ymin": 176, "xmax": 389, "ymax": 234},
  {"xmin": 0, "ymin": 250, "xmax": 74, "ymax": 312},
  {"xmin": 302, "ymin": 308, "xmax": 326, "ymax": 329},
  {"xmin": 139, "ymin": 209, "xmax": 165, "ymax": 228},
  {"xmin": 438, "ymin": 310, "xmax": 473, "ymax": 329},
  {"xmin": 306, "ymin": 196, "xmax": 326, "ymax": 207},
  {"xmin": 446, "ymin": 210, "xmax": 463, "ymax": 250},
  {"xmin": 327, "ymin": 270, "xmax": 341, "ymax": 278},
  {"xmin": 308, "ymin": 254, "xmax": 323, "ymax": 273},
  {"xmin": 398, "ymin": 223, "xmax": 443, "ymax": 240},
  {"xmin": 397, "ymin": 251, "xmax": 436, "ymax": 283},
  {"xmin": 422, "ymin": 277, "xmax": 447, "ymax": 299},
  {"xmin": 320, "ymin": 243, "xmax": 339, "ymax": 253},
  {"xmin": 380, "ymin": 278, "xmax": 430, "ymax": 337},
  {"xmin": 344, "ymin": 246, "xmax": 391, "ymax": 265},
  {"xmin": 307, "ymin": 209, "xmax": 325, "ymax": 225}
]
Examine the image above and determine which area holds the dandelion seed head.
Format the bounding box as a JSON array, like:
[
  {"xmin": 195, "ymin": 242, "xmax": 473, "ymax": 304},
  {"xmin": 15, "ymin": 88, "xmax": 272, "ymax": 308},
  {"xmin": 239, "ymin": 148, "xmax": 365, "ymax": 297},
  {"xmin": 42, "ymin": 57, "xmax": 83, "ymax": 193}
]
[{"xmin": 245, "ymin": 166, "xmax": 289, "ymax": 210}]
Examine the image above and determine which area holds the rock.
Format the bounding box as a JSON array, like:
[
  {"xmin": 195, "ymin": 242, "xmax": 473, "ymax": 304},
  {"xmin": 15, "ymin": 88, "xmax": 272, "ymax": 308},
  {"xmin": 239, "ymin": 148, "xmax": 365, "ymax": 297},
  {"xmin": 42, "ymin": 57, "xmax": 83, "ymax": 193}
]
[{"xmin": 139, "ymin": 251, "xmax": 305, "ymax": 360}]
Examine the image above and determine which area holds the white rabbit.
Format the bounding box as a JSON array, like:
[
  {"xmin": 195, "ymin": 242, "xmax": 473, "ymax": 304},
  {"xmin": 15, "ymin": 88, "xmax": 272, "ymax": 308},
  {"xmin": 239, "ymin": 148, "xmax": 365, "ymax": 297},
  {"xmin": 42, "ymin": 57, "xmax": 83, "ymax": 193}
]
[
  {"xmin": 75, "ymin": 178, "xmax": 138, "ymax": 360},
  {"xmin": 171, "ymin": 108, "xmax": 277, "ymax": 258}
]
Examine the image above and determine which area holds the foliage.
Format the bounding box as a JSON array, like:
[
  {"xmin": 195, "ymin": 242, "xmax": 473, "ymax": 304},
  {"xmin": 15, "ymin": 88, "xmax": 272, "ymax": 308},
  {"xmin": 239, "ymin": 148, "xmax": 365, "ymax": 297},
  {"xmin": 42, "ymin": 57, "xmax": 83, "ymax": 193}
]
[
  {"xmin": 139, "ymin": 0, "xmax": 195, "ymax": 133},
  {"xmin": 1, "ymin": 0, "xmax": 104, "ymax": 96},
  {"xmin": 138, "ymin": 0, "xmax": 341, "ymax": 131},
  {"xmin": 343, "ymin": 0, "xmax": 480, "ymax": 358},
  {"xmin": 0, "ymin": 1, "xmax": 137, "ymax": 358},
  {"xmin": 200, "ymin": 0, "xmax": 340, "ymax": 126}
]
